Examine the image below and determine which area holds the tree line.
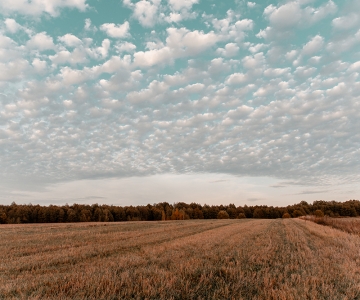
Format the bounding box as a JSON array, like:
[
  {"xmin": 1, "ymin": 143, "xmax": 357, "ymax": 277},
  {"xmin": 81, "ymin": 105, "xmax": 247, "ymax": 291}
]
[{"xmin": 0, "ymin": 200, "xmax": 359, "ymax": 224}]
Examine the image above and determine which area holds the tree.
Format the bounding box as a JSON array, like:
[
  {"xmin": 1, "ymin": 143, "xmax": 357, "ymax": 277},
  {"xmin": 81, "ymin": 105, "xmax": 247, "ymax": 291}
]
[
  {"xmin": 314, "ymin": 210, "xmax": 324, "ymax": 218},
  {"xmin": 0, "ymin": 209, "xmax": 7, "ymax": 224},
  {"xmin": 66, "ymin": 209, "xmax": 78, "ymax": 222},
  {"xmin": 80, "ymin": 209, "xmax": 92, "ymax": 222},
  {"xmin": 103, "ymin": 209, "xmax": 114, "ymax": 222},
  {"xmin": 253, "ymin": 208, "xmax": 264, "ymax": 218},
  {"xmin": 226, "ymin": 207, "xmax": 237, "ymax": 219},
  {"xmin": 238, "ymin": 213, "xmax": 246, "ymax": 219},
  {"xmin": 193, "ymin": 208, "xmax": 204, "ymax": 219},
  {"xmin": 282, "ymin": 212, "xmax": 291, "ymax": 218},
  {"xmin": 292, "ymin": 210, "xmax": 304, "ymax": 218},
  {"xmin": 217, "ymin": 210, "xmax": 229, "ymax": 219},
  {"xmin": 171, "ymin": 208, "xmax": 185, "ymax": 220},
  {"xmin": 151, "ymin": 207, "xmax": 163, "ymax": 221}
]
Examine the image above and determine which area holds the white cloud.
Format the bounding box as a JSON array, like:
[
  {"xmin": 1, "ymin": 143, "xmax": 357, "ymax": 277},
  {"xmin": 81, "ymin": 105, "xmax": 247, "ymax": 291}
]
[
  {"xmin": 260, "ymin": 1, "xmax": 337, "ymax": 40},
  {"xmin": 167, "ymin": 0, "xmax": 198, "ymax": 11},
  {"xmin": 264, "ymin": 2, "xmax": 302, "ymax": 28},
  {"xmin": 248, "ymin": 43, "xmax": 266, "ymax": 54},
  {"xmin": 124, "ymin": 0, "xmax": 161, "ymax": 27},
  {"xmin": 115, "ymin": 42, "xmax": 136, "ymax": 53},
  {"xmin": 225, "ymin": 73, "xmax": 248, "ymax": 85},
  {"xmin": 307, "ymin": 0, "xmax": 337, "ymax": 24},
  {"xmin": 134, "ymin": 27, "xmax": 220, "ymax": 67},
  {"xmin": 0, "ymin": 0, "xmax": 88, "ymax": 17},
  {"xmin": 4, "ymin": 19, "xmax": 22, "ymax": 33},
  {"xmin": 124, "ymin": 0, "xmax": 198, "ymax": 25},
  {"xmin": 348, "ymin": 61, "xmax": 360, "ymax": 73},
  {"xmin": 285, "ymin": 50, "xmax": 298, "ymax": 61},
  {"xmin": 167, "ymin": 28, "xmax": 219, "ymax": 54},
  {"xmin": 332, "ymin": 13, "xmax": 359, "ymax": 30},
  {"xmin": 58, "ymin": 34, "xmax": 82, "ymax": 47},
  {"xmin": 26, "ymin": 32, "xmax": 55, "ymax": 51},
  {"xmin": 263, "ymin": 67, "xmax": 291, "ymax": 77},
  {"xmin": 100, "ymin": 22, "xmax": 130, "ymax": 38},
  {"xmin": 88, "ymin": 39, "xmax": 111, "ymax": 59},
  {"xmin": 247, "ymin": 2, "xmax": 256, "ymax": 8},
  {"xmin": 326, "ymin": 28, "xmax": 360, "ymax": 55},
  {"xmin": 302, "ymin": 35, "xmax": 324, "ymax": 56},
  {"xmin": 216, "ymin": 43, "xmax": 239, "ymax": 57},
  {"xmin": 1, "ymin": 1, "xmax": 360, "ymax": 199},
  {"xmin": 84, "ymin": 18, "xmax": 96, "ymax": 32},
  {"xmin": 294, "ymin": 66, "xmax": 317, "ymax": 78},
  {"xmin": 32, "ymin": 58, "xmax": 47, "ymax": 74},
  {"xmin": 59, "ymin": 66, "xmax": 93, "ymax": 86},
  {"xmin": 242, "ymin": 52, "xmax": 265, "ymax": 69},
  {"xmin": 126, "ymin": 80, "xmax": 168, "ymax": 103},
  {"xmin": 234, "ymin": 19, "xmax": 254, "ymax": 31},
  {"xmin": 134, "ymin": 47, "xmax": 172, "ymax": 67},
  {"xmin": 0, "ymin": 59, "xmax": 29, "ymax": 81},
  {"xmin": 164, "ymin": 12, "xmax": 183, "ymax": 23},
  {"xmin": 50, "ymin": 49, "xmax": 88, "ymax": 65}
]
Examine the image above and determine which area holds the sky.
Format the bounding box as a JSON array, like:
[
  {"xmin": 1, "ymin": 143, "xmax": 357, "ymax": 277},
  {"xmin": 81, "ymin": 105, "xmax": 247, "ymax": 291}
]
[{"xmin": 0, "ymin": 0, "xmax": 359, "ymax": 207}]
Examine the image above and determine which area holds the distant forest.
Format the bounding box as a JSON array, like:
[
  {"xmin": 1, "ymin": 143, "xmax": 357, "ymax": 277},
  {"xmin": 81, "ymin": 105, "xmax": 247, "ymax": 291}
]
[{"xmin": 0, "ymin": 200, "xmax": 359, "ymax": 224}]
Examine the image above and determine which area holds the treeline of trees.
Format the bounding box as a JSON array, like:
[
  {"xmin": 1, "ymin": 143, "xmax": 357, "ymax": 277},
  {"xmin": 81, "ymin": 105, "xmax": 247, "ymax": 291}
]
[{"xmin": 0, "ymin": 200, "xmax": 359, "ymax": 224}]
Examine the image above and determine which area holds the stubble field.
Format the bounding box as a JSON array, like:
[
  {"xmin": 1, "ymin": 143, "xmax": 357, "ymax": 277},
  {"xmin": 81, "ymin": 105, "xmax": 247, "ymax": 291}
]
[{"xmin": 1, "ymin": 219, "xmax": 360, "ymax": 299}]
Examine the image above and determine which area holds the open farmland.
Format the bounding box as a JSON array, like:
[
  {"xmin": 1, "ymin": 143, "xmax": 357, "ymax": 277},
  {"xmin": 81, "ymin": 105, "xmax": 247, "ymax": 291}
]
[
  {"xmin": 1, "ymin": 219, "xmax": 360, "ymax": 300},
  {"xmin": 302, "ymin": 216, "xmax": 360, "ymax": 235}
]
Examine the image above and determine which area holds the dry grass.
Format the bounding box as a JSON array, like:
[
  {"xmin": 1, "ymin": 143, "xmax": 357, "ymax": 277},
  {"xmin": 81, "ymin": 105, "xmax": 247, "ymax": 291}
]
[
  {"xmin": 301, "ymin": 215, "xmax": 360, "ymax": 235},
  {"xmin": 1, "ymin": 219, "xmax": 360, "ymax": 299}
]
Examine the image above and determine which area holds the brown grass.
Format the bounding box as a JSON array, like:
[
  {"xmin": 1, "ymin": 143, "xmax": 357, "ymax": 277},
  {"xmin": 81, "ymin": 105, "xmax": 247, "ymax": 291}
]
[
  {"xmin": 1, "ymin": 219, "xmax": 360, "ymax": 299},
  {"xmin": 301, "ymin": 215, "xmax": 360, "ymax": 235}
]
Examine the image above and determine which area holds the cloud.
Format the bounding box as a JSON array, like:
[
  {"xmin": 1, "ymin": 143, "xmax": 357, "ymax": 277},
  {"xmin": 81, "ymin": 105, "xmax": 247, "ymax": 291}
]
[
  {"xmin": 58, "ymin": 34, "xmax": 82, "ymax": 47},
  {"xmin": 297, "ymin": 190, "xmax": 329, "ymax": 195},
  {"xmin": 332, "ymin": 13, "xmax": 359, "ymax": 30},
  {"xmin": 26, "ymin": 32, "xmax": 55, "ymax": 51},
  {"xmin": 264, "ymin": 2, "xmax": 302, "ymax": 29},
  {"xmin": 270, "ymin": 185, "xmax": 286, "ymax": 188},
  {"xmin": 225, "ymin": 73, "xmax": 248, "ymax": 85},
  {"xmin": 302, "ymin": 35, "xmax": 324, "ymax": 56},
  {"xmin": 216, "ymin": 43, "xmax": 239, "ymax": 57},
  {"xmin": 50, "ymin": 49, "xmax": 88, "ymax": 65},
  {"xmin": 0, "ymin": 0, "xmax": 88, "ymax": 17},
  {"xmin": 124, "ymin": 0, "xmax": 161, "ymax": 27},
  {"xmin": 167, "ymin": 0, "xmax": 198, "ymax": 11},
  {"xmin": 100, "ymin": 22, "xmax": 130, "ymax": 38},
  {"xmin": 248, "ymin": 198, "xmax": 261, "ymax": 202},
  {"xmin": 115, "ymin": 42, "xmax": 136, "ymax": 53},
  {"xmin": 0, "ymin": 1, "xmax": 360, "ymax": 196},
  {"xmin": 32, "ymin": 58, "xmax": 48, "ymax": 74},
  {"xmin": 123, "ymin": 0, "xmax": 199, "ymax": 27},
  {"xmin": 210, "ymin": 180, "xmax": 229, "ymax": 183},
  {"xmin": 133, "ymin": 27, "xmax": 220, "ymax": 67},
  {"xmin": 84, "ymin": 18, "xmax": 97, "ymax": 32},
  {"xmin": 0, "ymin": 59, "xmax": 30, "ymax": 81},
  {"xmin": 4, "ymin": 18, "xmax": 22, "ymax": 33},
  {"xmin": 259, "ymin": 1, "xmax": 337, "ymax": 41},
  {"xmin": 326, "ymin": 28, "xmax": 360, "ymax": 55}
]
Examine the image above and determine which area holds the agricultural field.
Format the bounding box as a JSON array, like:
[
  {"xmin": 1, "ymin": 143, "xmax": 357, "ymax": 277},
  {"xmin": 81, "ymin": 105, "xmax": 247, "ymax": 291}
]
[
  {"xmin": 302, "ymin": 215, "xmax": 360, "ymax": 235},
  {"xmin": 1, "ymin": 219, "xmax": 360, "ymax": 299}
]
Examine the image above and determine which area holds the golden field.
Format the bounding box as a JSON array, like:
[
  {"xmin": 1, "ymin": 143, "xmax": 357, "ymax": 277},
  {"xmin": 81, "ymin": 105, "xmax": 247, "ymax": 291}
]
[
  {"xmin": 1, "ymin": 219, "xmax": 360, "ymax": 299},
  {"xmin": 302, "ymin": 215, "xmax": 360, "ymax": 235}
]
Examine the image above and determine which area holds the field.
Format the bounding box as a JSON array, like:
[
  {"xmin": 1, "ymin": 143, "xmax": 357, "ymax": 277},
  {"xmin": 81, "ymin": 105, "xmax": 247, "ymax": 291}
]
[
  {"xmin": 1, "ymin": 219, "xmax": 360, "ymax": 299},
  {"xmin": 302, "ymin": 215, "xmax": 360, "ymax": 235}
]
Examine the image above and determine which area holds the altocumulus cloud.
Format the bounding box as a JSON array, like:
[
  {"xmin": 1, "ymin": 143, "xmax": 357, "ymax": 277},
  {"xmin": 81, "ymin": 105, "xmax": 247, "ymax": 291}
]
[{"xmin": 0, "ymin": 0, "xmax": 359, "ymax": 203}]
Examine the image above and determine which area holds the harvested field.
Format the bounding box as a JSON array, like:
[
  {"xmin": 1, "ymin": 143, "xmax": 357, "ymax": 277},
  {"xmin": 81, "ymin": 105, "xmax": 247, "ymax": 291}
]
[
  {"xmin": 1, "ymin": 219, "xmax": 360, "ymax": 299},
  {"xmin": 302, "ymin": 215, "xmax": 360, "ymax": 235}
]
